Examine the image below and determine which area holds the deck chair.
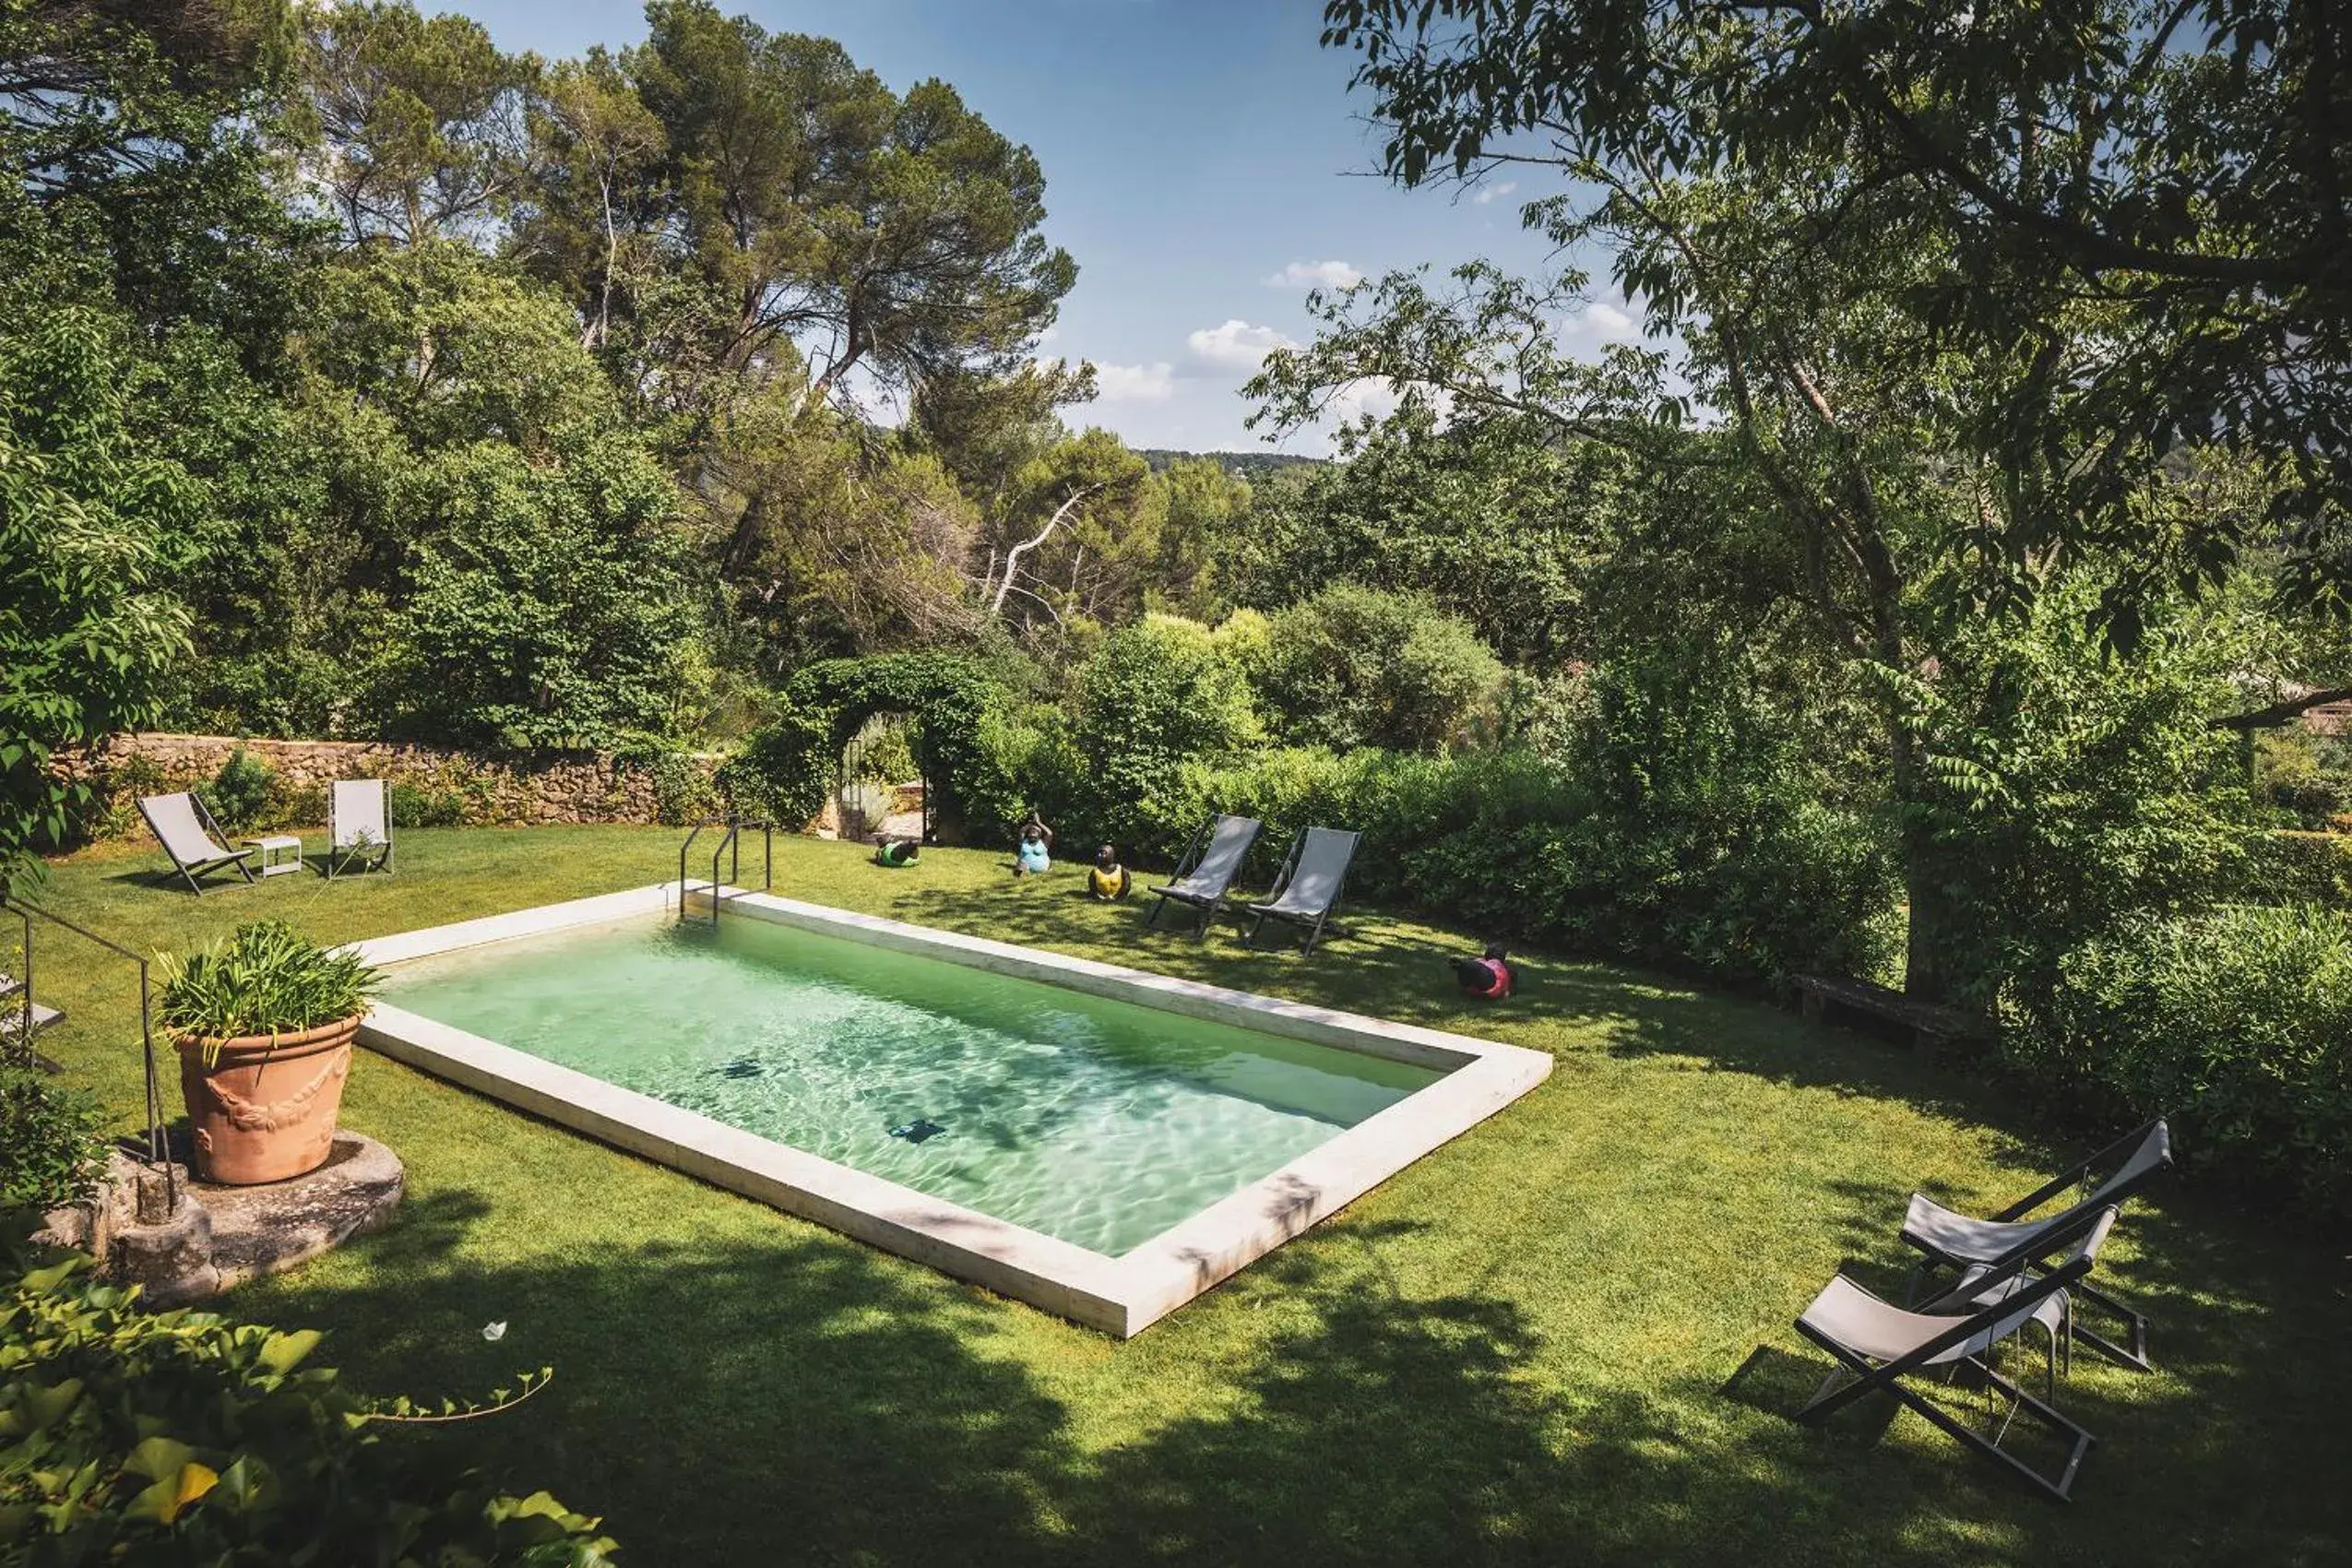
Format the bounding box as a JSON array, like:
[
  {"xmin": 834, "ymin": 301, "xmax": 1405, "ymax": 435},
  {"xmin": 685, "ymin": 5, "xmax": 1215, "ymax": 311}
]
[
  {"xmin": 1241, "ymin": 826, "xmax": 1360, "ymax": 955},
  {"xmin": 327, "ymin": 778, "xmax": 395, "ymax": 879},
  {"xmin": 137, "ymin": 791, "xmax": 255, "ymax": 896},
  {"xmin": 1146, "ymin": 814, "xmax": 1263, "ymax": 937},
  {"xmin": 1795, "ymin": 1206, "xmax": 2120, "ymax": 1503},
  {"xmin": 1901, "ymin": 1118, "xmax": 2170, "ymax": 1372}
]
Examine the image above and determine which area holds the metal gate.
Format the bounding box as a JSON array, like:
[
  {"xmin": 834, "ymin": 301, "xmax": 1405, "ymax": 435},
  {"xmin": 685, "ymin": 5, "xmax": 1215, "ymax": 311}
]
[{"xmin": 835, "ymin": 711, "xmax": 932, "ymax": 844}]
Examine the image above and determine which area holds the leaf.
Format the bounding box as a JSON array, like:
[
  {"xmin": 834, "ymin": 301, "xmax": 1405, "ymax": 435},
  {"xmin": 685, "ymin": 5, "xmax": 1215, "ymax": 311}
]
[
  {"xmin": 122, "ymin": 1461, "xmax": 216, "ymax": 1526},
  {"xmin": 256, "ymin": 1328, "xmax": 323, "ymax": 1375},
  {"xmin": 124, "ymin": 1435, "xmax": 198, "ymax": 1482}
]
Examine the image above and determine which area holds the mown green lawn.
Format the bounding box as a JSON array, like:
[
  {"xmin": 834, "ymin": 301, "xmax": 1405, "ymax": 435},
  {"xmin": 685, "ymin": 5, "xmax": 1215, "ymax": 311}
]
[{"xmin": 20, "ymin": 826, "xmax": 2350, "ymax": 1566}]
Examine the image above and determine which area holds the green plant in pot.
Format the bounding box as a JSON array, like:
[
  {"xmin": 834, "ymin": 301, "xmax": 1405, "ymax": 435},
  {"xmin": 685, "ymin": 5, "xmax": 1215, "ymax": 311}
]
[{"xmin": 159, "ymin": 921, "xmax": 381, "ymax": 1185}]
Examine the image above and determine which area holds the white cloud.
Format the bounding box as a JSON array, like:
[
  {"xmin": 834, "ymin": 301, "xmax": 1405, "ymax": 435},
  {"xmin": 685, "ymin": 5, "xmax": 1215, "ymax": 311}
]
[
  {"xmin": 1564, "ymin": 294, "xmax": 1642, "ymax": 346},
  {"xmin": 1185, "ymin": 318, "xmax": 1296, "ymax": 374},
  {"xmin": 1093, "ymin": 361, "xmax": 1174, "ymax": 402},
  {"xmin": 1330, "ymin": 376, "xmax": 1403, "ymax": 425},
  {"xmin": 1471, "ymin": 180, "xmax": 1519, "ymax": 206},
  {"xmin": 1262, "ymin": 259, "xmax": 1362, "ymax": 290}
]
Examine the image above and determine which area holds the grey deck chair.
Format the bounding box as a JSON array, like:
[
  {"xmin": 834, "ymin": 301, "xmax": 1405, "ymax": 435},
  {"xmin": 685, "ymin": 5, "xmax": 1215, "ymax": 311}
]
[
  {"xmin": 327, "ymin": 778, "xmax": 395, "ymax": 879},
  {"xmin": 1902, "ymin": 1118, "xmax": 2170, "ymax": 1372},
  {"xmin": 137, "ymin": 791, "xmax": 255, "ymax": 896},
  {"xmin": 1241, "ymin": 827, "xmax": 1360, "ymax": 955},
  {"xmin": 1146, "ymin": 814, "xmax": 1264, "ymax": 937},
  {"xmin": 1795, "ymin": 1206, "xmax": 2120, "ymax": 1503}
]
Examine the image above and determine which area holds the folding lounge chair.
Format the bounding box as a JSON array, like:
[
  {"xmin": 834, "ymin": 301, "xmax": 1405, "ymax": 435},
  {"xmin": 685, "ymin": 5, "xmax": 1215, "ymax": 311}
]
[
  {"xmin": 1146, "ymin": 814, "xmax": 1263, "ymax": 937},
  {"xmin": 1795, "ymin": 1206, "xmax": 2120, "ymax": 1503},
  {"xmin": 327, "ymin": 778, "xmax": 395, "ymax": 879},
  {"xmin": 137, "ymin": 791, "xmax": 255, "ymax": 896},
  {"xmin": 1901, "ymin": 1118, "xmax": 2170, "ymax": 1372},
  {"xmin": 1241, "ymin": 826, "xmax": 1360, "ymax": 955}
]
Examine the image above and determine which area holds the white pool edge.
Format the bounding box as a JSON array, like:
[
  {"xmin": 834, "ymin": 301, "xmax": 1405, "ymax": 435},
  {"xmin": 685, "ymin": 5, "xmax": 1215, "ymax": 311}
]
[{"xmin": 349, "ymin": 882, "xmax": 1551, "ymax": 1336}]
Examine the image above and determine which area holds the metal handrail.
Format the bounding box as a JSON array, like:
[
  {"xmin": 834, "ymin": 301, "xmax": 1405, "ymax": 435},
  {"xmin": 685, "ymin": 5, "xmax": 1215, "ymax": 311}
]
[
  {"xmin": 1, "ymin": 891, "xmax": 174, "ymax": 1215},
  {"xmin": 677, "ymin": 815, "xmax": 774, "ymax": 927}
]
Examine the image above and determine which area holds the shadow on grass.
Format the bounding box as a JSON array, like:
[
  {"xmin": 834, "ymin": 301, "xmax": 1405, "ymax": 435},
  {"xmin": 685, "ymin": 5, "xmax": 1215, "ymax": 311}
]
[{"xmin": 232, "ymin": 1170, "xmax": 2352, "ymax": 1568}]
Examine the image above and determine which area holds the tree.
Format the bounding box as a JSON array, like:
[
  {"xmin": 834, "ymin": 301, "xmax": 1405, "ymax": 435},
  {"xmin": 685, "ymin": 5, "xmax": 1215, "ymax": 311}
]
[
  {"xmin": 297, "ymin": 0, "xmax": 535, "ymax": 248},
  {"xmin": 0, "ymin": 310, "xmax": 196, "ymax": 890},
  {"xmin": 630, "ymin": 0, "xmax": 1075, "ymax": 416},
  {"xmin": 1261, "ymin": 583, "xmax": 1507, "ymax": 753},
  {"xmin": 1320, "ymin": 0, "xmax": 2352, "ymax": 627},
  {"xmin": 1, "ymin": 0, "xmax": 316, "ymax": 355},
  {"xmin": 371, "ymin": 432, "xmax": 693, "ymax": 748},
  {"xmin": 520, "ymin": 48, "xmax": 664, "ymax": 351},
  {"xmin": 979, "ymin": 428, "xmax": 1154, "ymax": 631}
]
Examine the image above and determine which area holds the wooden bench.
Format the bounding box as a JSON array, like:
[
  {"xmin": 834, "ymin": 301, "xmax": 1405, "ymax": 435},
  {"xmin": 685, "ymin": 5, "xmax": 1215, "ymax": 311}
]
[{"xmin": 1792, "ymin": 974, "xmax": 1991, "ymax": 1060}]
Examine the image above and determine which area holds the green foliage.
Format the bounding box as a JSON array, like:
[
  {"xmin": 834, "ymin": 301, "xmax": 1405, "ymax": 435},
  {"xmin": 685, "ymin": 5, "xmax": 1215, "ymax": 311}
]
[
  {"xmin": 725, "ymin": 654, "xmax": 1008, "ymax": 837},
  {"xmin": 200, "ymin": 747, "xmax": 273, "ymax": 834},
  {"xmin": 1322, "ymin": 0, "xmax": 2352, "ymax": 620},
  {"xmin": 387, "ymin": 780, "xmax": 469, "ymax": 830},
  {"xmin": 0, "ymin": 310, "xmax": 196, "ymax": 891},
  {"xmin": 1884, "ymin": 580, "xmax": 2263, "ymax": 1003},
  {"xmin": 2252, "ymin": 833, "xmax": 2352, "ymax": 909},
  {"xmin": 0, "ymin": 1252, "xmax": 616, "ymax": 1563},
  {"xmin": 2253, "ymin": 728, "xmax": 2349, "ymax": 830},
  {"xmin": 157, "ymin": 921, "xmax": 382, "ymax": 1056},
  {"xmin": 0, "ymin": 1072, "xmax": 108, "ymax": 1217},
  {"xmin": 1236, "ymin": 409, "xmax": 1604, "ymax": 666},
  {"xmin": 2009, "ymin": 904, "xmax": 2352, "ymax": 1224},
  {"xmin": 371, "ymin": 431, "xmax": 694, "ymax": 749},
  {"xmin": 617, "ymin": 742, "xmax": 718, "ymax": 827},
  {"xmin": 1049, "ymin": 615, "xmax": 1262, "ymax": 854},
  {"xmin": 1135, "ymin": 737, "xmax": 1892, "ymax": 988},
  {"xmin": 1259, "ymin": 583, "xmax": 1507, "ymax": 753}
]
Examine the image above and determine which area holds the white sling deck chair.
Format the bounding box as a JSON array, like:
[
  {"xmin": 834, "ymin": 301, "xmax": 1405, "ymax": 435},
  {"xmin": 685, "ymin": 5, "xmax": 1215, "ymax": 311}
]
[
  {"xmin": 1901, "ymin": 1118, "xmax": 2171, "ymax": 1372},
  {"xmin": 1795, "ymin": 1206, "xmax": 2120, "ymax": 1503},
  {"xmin": 137, "ymin": 791, "xmax": 255, "ymax": 896},
  {"xmin": 327, "ymin": 778, "xmax": 395, "ymax": 879}
]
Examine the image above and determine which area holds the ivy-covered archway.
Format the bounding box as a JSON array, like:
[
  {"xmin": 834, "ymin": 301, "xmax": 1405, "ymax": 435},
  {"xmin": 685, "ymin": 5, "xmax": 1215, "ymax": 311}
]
[{"xmin": 727, "ymin": 653, "xmax": 1011, "ymax": 844}]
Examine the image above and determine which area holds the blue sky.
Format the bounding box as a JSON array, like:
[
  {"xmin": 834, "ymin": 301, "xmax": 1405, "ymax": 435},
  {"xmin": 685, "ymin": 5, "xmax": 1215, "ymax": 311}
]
[{"xmin": 459, "ymin": 0, "xmax": 1633, "ymax": 454}]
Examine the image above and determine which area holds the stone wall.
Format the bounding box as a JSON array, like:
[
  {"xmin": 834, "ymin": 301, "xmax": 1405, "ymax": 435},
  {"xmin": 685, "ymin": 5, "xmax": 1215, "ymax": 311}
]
[{"xmin": 75, "ymin": 731, "xmax": 719, "ymax": 830}]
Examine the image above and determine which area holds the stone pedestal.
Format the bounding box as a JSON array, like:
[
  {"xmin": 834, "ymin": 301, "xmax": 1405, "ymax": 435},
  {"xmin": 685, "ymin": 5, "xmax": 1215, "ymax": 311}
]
[{"xmin": 36, "ymin": 1132, "xmax": 404, "ymax": 1304}]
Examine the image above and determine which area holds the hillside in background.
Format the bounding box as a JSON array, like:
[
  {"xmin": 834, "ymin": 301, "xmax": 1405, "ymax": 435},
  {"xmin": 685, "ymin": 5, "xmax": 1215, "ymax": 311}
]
[{"xmin": 1138, "ymin": 448, "xmax": 1327, "ymax": 479}]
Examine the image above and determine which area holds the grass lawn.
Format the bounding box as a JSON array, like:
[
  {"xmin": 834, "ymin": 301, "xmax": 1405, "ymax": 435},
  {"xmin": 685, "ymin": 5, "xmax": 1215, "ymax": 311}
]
[{"xmin": 19, "ymin": 826, "xmax": 2352, "ymax": 1566}]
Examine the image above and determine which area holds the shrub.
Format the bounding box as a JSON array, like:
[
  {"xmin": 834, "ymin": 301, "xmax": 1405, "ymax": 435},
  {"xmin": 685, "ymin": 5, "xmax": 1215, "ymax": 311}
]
[
  {"xmin": 1056, "ymin": 615, "xmax": 1262, "ymax": 853},
  {"xmin": 616, "ymin": 742, "xmax": 719, "ymax": 827},
  {"xmin": 0, "ymin": 1251, "xmax": 616, "ymax": 1563},
  {"xmin": 0, "ymin": 1069, "xmax": 108, "ymax": 1215},
  {"xmin": 2251, "ymin": 831, "xmax": 2352, "ymax": 908},
  {"xmin": 2007, "ymin": 903, "xmax": 2352, "ymax": 1225},
  {"xmin": 387, "ymin": 779, "xmax": 468, "ymax": 828},
  {"xmin": 1258, "ymin": 584, "xmax": 1506, "ymax": 752},
  {"xmin": 1142, "ymin": 742, "xmax": 1895, "ymax": 987},
  {"xmin": 200, "ymin": 747, "xmax": 272, "ymax": 833}
]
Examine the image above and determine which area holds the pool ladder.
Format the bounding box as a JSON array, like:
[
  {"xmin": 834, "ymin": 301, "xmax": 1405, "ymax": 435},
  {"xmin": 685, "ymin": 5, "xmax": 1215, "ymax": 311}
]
[{"xmin": 678, "ymin": 815, "xmax": 773, "ymax": 926}]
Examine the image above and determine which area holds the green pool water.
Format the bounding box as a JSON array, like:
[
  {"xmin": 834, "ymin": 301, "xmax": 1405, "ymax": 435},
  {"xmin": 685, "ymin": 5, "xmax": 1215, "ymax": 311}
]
[{"xmin": 377, "ymin": 915, "xmax": 1442, "ymax": 1256}]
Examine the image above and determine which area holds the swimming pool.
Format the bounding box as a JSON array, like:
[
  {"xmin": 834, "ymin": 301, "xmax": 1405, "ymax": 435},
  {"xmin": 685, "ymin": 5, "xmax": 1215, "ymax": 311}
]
[{"xmin": 353, "ymin": 885, "xmax": 1550, "ymax": 1335}]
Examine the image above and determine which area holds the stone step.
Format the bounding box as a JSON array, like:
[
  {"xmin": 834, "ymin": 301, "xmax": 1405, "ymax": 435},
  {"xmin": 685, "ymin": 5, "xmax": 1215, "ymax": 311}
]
[{"xmin": 1, "ymin": 996, "xmax": 64, "ymax": 1034}]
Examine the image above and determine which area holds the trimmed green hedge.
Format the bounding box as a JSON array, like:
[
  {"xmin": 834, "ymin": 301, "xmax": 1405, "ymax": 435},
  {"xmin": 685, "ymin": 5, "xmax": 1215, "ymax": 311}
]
[
  {"xmin": 2010, "ymin": 902, "xmax": 2352, "ymax": 1224},
  {"xmin": 1126, "ymin": 746, "xmax": 1894, "ymax": 989}
]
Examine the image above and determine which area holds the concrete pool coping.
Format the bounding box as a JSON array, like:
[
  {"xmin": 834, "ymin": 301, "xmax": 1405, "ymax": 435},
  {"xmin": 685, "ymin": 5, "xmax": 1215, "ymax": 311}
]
[{"xmin": 350, "ymin": 882, "xmax": 1552, "ymax": 1337}]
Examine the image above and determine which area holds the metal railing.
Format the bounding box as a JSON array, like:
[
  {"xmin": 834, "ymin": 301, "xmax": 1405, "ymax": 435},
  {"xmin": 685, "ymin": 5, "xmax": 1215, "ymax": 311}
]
[
  {"xmin": 2, "ymin": 891, "xmax": 174, "ymax": 1215},
  {"xmin": 676, "ymin": 815, "xmax": 773, "ymax": 927}
]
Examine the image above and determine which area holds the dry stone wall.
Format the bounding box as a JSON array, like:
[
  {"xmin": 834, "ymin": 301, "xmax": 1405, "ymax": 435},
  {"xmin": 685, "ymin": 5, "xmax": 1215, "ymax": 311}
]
[{"xmin": 76, "ymin": 732, "xmax": 718, "ymax": 830}]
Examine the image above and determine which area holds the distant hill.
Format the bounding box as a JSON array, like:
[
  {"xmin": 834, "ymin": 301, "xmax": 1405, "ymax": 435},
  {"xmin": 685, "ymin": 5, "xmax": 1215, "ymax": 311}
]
[{"xmin": 1138, "ymin": 448, "xmax": 1327, "ymax": 479}]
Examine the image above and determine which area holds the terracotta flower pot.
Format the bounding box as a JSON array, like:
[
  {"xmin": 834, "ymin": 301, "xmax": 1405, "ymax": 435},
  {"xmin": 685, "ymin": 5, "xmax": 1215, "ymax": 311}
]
[{"xmin": 175, "ymin": 1016, "xmax": 361, "ymax": 1185}]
